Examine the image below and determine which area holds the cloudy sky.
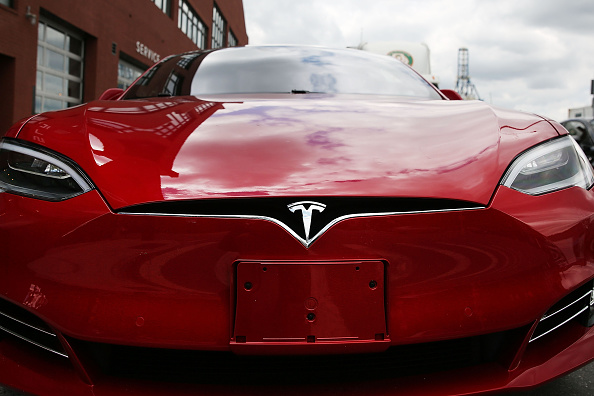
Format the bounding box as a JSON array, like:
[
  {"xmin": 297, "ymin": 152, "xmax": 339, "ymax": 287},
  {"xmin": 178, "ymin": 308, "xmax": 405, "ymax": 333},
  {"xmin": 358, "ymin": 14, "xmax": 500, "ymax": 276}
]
[{"xmin": 243, "ymin": 0, "xmax": 594, "ymax": 121}]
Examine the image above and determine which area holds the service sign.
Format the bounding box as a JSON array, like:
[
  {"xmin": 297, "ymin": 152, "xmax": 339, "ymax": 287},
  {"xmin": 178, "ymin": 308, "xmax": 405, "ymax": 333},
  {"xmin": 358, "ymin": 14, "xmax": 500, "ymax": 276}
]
[{"xmin": 136, "ymin": 41, "xmax": 161, "ymax": 63}]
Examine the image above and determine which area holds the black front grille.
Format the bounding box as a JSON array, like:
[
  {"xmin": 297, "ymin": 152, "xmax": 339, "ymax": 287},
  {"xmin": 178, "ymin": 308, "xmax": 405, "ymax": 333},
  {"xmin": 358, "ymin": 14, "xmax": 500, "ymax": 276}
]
[
  {"xmin": 118, "ymin": 197, "xmax": 482, "ymax": 218},
  {"xmin": 0, "ymin": 297, "xmax": 68, "ymax": 357},
  {"xmin": 530, "ymin": 280, "xmax": 594, "ymax": 342},
  {"xmin": 71, "ymin": 329, "xmax": 521, "ymax": 385},
  {"xmin": 117, "ymin": 197, "xmax": 484, "ymax": 245}
]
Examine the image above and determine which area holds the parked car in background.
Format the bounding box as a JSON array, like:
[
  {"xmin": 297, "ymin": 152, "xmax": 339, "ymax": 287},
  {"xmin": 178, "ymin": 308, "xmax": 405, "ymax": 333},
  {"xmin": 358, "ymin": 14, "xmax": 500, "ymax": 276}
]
[{"xmin": 561, "ymin": 118, "xmax": 594, "ymax": 165}]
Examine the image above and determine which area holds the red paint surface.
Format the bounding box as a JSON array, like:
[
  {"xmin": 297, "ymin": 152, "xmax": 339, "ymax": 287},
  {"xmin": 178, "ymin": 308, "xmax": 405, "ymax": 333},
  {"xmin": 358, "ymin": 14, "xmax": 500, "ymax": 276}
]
[
  {"xmin": 14, "ymin": 96, "xmax": 557, "ymax": 208},
  {"xmin": 233, "ymin": 261, "xmax": 387, "ymax": 350},
  {"xmin": 1, "ymin": 94, "xmax": 593, "ymax": 395}
]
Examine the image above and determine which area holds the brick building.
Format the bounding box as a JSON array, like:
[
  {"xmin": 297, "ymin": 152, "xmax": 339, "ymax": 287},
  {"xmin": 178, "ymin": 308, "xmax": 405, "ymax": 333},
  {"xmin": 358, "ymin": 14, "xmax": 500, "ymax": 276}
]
[{"xmin": 0, "ymin": 0, "xmax": 248, "ymax": 134}]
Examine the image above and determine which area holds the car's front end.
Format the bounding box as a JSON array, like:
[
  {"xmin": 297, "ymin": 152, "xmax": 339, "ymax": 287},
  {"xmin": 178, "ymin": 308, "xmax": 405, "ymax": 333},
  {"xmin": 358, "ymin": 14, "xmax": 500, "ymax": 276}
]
[{"xmin": 1, "ymin": 46, "xmax": 593, "ymax": 395}]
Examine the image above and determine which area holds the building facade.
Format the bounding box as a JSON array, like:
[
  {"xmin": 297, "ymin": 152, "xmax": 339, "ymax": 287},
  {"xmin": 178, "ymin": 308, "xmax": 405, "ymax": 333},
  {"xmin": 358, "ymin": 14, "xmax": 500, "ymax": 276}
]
[
  {"xmin": 0, "ymin": 0, "xmax": 248, "ymax": 134},
  {"xmin": 568, "ymin": 106, "xmax": 593, "ymax": 120}
]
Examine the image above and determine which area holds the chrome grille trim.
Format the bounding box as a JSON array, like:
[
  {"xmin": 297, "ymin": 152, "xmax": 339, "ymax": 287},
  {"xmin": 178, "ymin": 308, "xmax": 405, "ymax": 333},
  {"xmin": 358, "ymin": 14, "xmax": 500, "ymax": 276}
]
[
  {"xmin": 0, "ymin": 323, "xmax": 68, "ymax": 358},
  {"xmin": 118, "ymin": 206, "xmax": 485, "ymax": 248},
  {"xmin": 529, "ymin": 306, "xmax": 589, "ymax": 343},
  {"xmin": 0, "ymin": 310, "xmax": 57, "ymax": 336},
  {"xmin": 530, "ymin": 285, "xmax": 593, "ymax": 343},
  {"xmin": 541, "ymin": 291, "xmax": 592, "ymax": 321},
  {"xmin": 0, "ymin": 298, "xmax": 68, "ymax": 358}
]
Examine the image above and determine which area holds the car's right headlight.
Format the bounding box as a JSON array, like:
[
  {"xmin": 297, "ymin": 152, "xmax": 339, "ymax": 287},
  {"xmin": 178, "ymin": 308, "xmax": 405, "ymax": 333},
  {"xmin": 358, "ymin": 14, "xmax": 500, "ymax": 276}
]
[
  {"xmin": 501, "ymin": 136, "xmax": 594, "ymax": 195},
  {"xmin": 0, "ymin": 138, "xmax": 94, "ymax": 201}
]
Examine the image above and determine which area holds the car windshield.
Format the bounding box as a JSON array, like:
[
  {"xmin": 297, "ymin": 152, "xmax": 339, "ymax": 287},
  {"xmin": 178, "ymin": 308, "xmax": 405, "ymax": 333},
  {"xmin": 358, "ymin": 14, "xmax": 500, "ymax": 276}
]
[{"xmin": 122, "ymin": 46, "xmax": 442, "ymax": 100}]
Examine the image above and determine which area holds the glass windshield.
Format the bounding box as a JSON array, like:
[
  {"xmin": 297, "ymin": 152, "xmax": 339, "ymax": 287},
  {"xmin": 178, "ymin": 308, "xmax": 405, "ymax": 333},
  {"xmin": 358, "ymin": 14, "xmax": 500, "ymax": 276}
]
[{"xmin": 123, "ymin": 46, "xmax": 442, "ymax": 100}]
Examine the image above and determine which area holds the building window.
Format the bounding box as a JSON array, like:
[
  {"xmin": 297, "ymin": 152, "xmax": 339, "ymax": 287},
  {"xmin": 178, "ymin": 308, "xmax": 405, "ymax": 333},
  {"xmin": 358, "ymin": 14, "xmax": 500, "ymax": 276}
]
[
  {"xmin": 163, "ymin": 71, "xmax": 182, "ymax": 96},
  {"xmin": 0, "ymin": 0, "xmax": 13, "ymax": 8},
  {"xmin": 36, "ymin": 20, "xmax": 84, "ymax": 113},
  {"xmin": 178, "ymin": 0, "xmax": 206, "ymax": 49},
  {"xmin": 136, "ymin": 66, "xmax": 157, "ymax": 87},
  {"xmin": 228, "ymin": 30, "xmax": 237, "ymax": 47},
  {"xmin": 118, "ymin": 59, "xmax": 146, "ymax": 90},
  {"xmin": 176, "ymin": 53, "xmax": 199, "ymax": 70},
  {"xmin": 212, "ymin": 5, "xmax": 226, "ymax": 49},
  {"xmin": 150, "ymin": 0, "xmax": 170, "ymax": 15}
]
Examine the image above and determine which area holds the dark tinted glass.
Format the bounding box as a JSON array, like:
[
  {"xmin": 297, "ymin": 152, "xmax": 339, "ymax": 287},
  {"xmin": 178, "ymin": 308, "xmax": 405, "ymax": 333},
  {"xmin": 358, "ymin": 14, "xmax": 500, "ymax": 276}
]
[{"xmin": 123, "ymin": 46, "xmax": 442, "ymax": 100}]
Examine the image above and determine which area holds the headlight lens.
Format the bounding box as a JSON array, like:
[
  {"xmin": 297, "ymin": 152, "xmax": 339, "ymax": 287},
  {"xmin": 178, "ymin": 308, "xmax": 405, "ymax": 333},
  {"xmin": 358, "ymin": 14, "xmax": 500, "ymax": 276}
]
[
  {"xmin": 502, "ymin": 136, "xmax": 594, "ymax": 195},
  {"xmin": 0, "ymin": 138, "xmax": 93, "ymax": 201}
]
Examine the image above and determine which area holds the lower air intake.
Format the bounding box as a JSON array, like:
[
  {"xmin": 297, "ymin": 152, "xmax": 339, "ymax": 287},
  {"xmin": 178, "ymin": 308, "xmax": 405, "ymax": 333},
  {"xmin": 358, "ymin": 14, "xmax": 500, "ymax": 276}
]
[
  {"xmin": 71, "ymin": 329, "xmax": 523, "ymax": 385},
  {"xmin": 530, "ymin": 280, "xmax": 594, "ymax": 342},
  {"xmin": 0, "ymin": 297, "xmax": 68, "ymax": 357}
]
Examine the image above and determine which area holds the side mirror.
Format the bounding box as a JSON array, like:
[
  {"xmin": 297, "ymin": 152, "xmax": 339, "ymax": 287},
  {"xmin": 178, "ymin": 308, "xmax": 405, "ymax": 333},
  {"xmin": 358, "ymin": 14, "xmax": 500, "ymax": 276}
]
[
  {"xmin": 440, "ymin": 89, "xmax": 463, "ymax": 100},
  {"xmin": 99, "ymin": 88, "xmax": 124, "ymax": 101}
]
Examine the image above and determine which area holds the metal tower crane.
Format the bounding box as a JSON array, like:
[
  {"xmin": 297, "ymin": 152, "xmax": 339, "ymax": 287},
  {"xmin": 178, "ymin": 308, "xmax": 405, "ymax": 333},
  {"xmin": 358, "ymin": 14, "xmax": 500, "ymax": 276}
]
[{"xmin": 455, "ymin": 48, "xmax": 481, "ymax": 100}]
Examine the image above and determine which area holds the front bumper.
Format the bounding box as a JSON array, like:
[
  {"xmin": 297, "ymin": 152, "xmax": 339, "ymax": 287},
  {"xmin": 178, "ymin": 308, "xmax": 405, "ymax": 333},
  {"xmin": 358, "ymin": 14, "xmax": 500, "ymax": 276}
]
[
  {"xmin": 1, "ymin": 185, "xmax": 594, "ymax": 395},
  {"xmin": 0, "ymin": 322, "xmax": 593, "ymax": 395}
]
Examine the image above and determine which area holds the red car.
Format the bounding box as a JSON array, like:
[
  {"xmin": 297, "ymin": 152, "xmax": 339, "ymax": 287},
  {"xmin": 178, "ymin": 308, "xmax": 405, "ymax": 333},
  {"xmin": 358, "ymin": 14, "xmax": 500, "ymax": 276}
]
[{"xmin": 0, "ymin": 46, "xmax": 593, "ymax": 396}]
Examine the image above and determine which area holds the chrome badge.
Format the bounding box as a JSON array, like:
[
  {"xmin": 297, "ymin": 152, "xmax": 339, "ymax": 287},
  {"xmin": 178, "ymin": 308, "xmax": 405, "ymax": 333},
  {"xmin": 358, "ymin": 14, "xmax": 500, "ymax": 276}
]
[{"xmin": 287, "ymin": 201, "xmax": 326, "ymax": 244}]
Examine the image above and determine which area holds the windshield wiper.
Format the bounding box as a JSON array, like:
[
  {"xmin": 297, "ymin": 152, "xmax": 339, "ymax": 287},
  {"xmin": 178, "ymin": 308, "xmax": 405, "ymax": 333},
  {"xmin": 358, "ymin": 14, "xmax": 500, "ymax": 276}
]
[{"xmin": 291, "ymin": 89, "xmax": 316, "ymax": 94}]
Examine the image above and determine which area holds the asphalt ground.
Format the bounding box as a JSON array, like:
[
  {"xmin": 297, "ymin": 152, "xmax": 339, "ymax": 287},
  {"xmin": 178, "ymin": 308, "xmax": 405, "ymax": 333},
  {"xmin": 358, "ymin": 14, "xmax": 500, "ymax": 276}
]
[
  {"xmin": 0, "ymin": 360, "xmax": 592, "ymax": 395},
  {"xmin": 506, "ymin": 360, "xmax": 594, "ymax": 395}
]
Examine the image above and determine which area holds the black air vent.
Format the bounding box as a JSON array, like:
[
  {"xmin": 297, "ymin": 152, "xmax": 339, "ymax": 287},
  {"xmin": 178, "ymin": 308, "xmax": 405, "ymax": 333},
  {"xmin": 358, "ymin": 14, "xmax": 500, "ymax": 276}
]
[
  {"xmin": 0, "ymin": 297, "xmax": 67, "ymax": 357},
  {"xmin": 72, "ymin": 329, "xmax": 520, "ymax": 385},
  {"xmin": 530, "ymin": 280, "xmax": 594, "ymax": 342}
]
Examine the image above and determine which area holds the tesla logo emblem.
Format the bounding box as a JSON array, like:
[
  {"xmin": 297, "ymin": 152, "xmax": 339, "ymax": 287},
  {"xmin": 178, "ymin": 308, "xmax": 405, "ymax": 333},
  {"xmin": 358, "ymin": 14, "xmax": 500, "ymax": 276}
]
[{"xmin": 287, "ymin": 201, "xmax": 326, "ymax": 241}]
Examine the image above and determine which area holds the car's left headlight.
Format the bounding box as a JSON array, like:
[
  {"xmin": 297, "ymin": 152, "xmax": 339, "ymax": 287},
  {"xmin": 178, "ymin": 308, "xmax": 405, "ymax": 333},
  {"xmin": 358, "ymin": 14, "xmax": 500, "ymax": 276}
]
[
  {"xmin": 501, "ymin": 135, "xmax": 594, "ymax": 195},
  {"xmin": 0, "ymin": 138, "xmax": 94, "ymax": 201}
]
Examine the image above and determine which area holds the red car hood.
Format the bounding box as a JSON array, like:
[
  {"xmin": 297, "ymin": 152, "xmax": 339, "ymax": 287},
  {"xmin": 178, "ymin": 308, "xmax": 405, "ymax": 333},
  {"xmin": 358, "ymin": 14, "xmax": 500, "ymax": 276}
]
[{"xmin": 16, "ymin": 96, "xmax": 559, "ymax": 209}]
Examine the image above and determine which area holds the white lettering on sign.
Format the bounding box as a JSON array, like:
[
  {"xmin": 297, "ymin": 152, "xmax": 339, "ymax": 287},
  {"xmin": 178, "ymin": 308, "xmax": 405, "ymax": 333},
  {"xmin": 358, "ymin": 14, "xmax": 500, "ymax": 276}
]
[{"xmin": 136, "ymin": 41, "xmax": 161, "ymax": 63}]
